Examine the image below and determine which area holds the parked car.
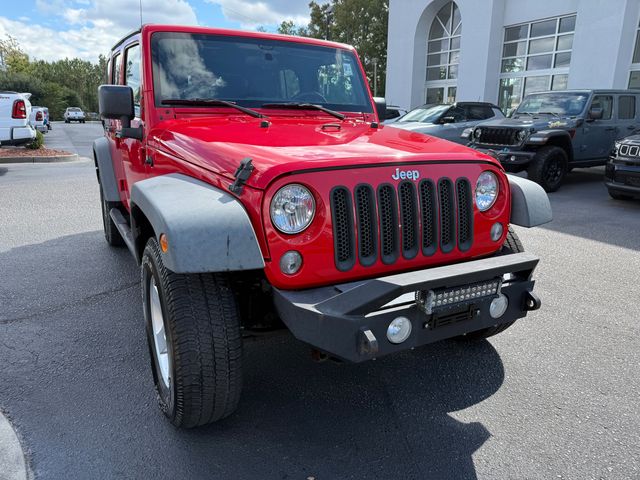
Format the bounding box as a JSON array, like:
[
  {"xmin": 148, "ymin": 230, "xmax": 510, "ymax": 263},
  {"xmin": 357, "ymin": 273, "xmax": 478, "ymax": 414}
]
[
  {"xmin": 64, "ymin": 107, "xmax": 86, "ymax": 123},
  {"xmin": 465, "ymin": 90, "xmax": 640, "ymax": 192},
  {"xmin": 95, "ymin": 24, "xmax": 551, "ymax": 428},
  {"xmin": 389, "ymin": 102, "xmax": 504, "ymax": 143},
  {"xmin": 605, "ymin": 134, "xmax": 640, "ymax": 200},
  {"xmin": 0, "ymin": 91, "xmax": 36, "ymax": 146},
  {"xmin": 30, "ymin": 106, "xmax": 50, "ymax": 133}
]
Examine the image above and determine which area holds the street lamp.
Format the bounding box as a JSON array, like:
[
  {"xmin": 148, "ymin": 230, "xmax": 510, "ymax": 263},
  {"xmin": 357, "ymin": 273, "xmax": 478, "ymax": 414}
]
[
  {"xmin": 325, "ymin": 6, "xmax": 334, "ymax": 41},
  {"xmin": 372, "ymin": 57, "xmax": 378, "ymax": 97}
]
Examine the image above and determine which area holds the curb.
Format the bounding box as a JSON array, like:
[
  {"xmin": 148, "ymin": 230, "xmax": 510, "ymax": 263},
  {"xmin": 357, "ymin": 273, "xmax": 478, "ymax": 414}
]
[
  {"xmin": 0, "ymin": 153, "xmax": 78, "ymax": 165},
  {"xmin": 0, "ymin": 412, "xmax": 29, "ymax": 480}
]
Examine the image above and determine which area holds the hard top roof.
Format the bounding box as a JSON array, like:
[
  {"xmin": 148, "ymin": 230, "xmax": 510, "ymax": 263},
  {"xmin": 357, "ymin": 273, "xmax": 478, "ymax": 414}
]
[{"xmin": 111, "ymin": 24, "xmax": 354, "ymax": 52}]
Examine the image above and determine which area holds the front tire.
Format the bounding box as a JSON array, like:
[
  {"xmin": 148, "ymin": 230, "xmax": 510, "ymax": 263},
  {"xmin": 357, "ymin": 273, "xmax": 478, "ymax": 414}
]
[
  {"xmin": 527, "ymin": 146, "xmax": 568, "ymax": 192},
  {"xmin": 142, "ymin": 237, "xmax": 243, "ymax": 428},
  {"xmin": 458, "ymin": 227, "xmax": 523, "ymax": 341}
]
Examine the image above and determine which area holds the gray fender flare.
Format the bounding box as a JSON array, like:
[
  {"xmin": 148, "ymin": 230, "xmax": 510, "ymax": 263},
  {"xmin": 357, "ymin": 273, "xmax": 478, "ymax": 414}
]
[
  {"xmin": 508, "ymin": 174, "xmax": 553, "ymax": 227},
  {"xmin": 93, "ymin": 137, "xmax": 120, "ymax": 202},
  {"xmin": 130, "ymin": 173, "xmax": 265, "ymax": 273}
]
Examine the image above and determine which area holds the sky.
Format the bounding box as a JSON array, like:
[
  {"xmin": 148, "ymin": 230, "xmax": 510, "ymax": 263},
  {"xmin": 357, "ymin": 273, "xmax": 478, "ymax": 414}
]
[{"xmin": 0, "ymin": 0, "xmax": 324, "ymax": 63}]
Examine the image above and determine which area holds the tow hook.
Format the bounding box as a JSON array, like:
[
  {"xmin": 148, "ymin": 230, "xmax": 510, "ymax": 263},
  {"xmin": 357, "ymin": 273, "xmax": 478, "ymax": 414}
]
[
  {"xmin": 358, "ymin": 328, "xmax": 379, "ymax": 356},
  {"xmin": 523, "ymin": 291, "xmax": 541, "ymax": 311}
]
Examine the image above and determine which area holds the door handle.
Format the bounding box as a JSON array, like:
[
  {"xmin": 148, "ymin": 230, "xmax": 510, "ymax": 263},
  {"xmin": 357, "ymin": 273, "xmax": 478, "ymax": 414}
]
[{"xmin": 605, "ymin": 127, "xmax": 617, "ymax": 131}]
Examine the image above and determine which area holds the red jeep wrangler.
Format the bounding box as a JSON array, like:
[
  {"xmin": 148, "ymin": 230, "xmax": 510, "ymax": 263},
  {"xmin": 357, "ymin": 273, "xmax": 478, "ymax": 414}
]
[{"xmin": 95, "ymin": 25, "xmax": 552, "ymax": 428}]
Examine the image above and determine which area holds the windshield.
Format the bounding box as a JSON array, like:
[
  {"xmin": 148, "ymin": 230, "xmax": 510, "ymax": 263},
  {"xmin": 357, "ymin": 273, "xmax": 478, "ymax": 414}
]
[
  {"xmin": 397, "ymin": 104, "xmax": 449, "ymax": 123},
  {"xmin": 514, "ymin": 92, "xmax": 588, "ymax": 117},
  {"xmin": 68, "ymin": 107, "xmax": 82, "ymax": 112},
  {"xmin": 151, "ymin": 32, "xmax": 373, "ymax": 114}
]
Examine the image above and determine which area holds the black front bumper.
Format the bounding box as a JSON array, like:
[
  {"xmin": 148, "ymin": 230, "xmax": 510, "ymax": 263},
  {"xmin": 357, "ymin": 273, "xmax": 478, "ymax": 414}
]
[
  {"xmin": 273, "ymin": 252, "xmax": 541, "ymax": 362},
  {"xmin": 468, "ymin": 145, "xmax": 536, "ymax": 170},
  {"xmin": 605, "ymin": 160, "xmax": 640, "ymax": 196}
]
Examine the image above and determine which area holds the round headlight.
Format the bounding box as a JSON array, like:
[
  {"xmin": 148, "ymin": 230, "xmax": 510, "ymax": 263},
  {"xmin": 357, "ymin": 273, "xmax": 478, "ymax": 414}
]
[
  {"xmin": 270, "ymin": 184, "xmax": 316, "ymax": 234},
  {"xmin": 516, "ymin": 129, "xmax": 527, "ymax": 142},
  {"xmin": 476, "ymin": 171, "xmax": 499, "ymax": 212},
  {"xmin": 473, "ymin": 128, "xmax": 482, "ymax": 140}
]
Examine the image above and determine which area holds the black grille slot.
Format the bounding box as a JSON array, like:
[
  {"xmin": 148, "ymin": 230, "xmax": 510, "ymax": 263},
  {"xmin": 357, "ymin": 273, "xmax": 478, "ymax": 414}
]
[
  {"xmin": 398, "ymin": 182, "xmax": 418, "ymax": 259},
  {"xmin": 377, "ymin": 184, "xmax": 399, "ymax": 264},
  {"xmin": 330, "ymin": 187, "xmax": 355, "ymax": 271},
  {"xmin": 419, "ymin": 180, "xmax": 438, "ymax": 256},
  {"xmin": 478, "ymin": 127, "xmax": 519, "ymax": 146},
  {"xmin": 438, "ymin": 179, "xmax": 456, "ymax": 253},
  {"xmin": 354, "ymin": 185, "xmax": 377, "ymax": 266},
  {"xmin": 456, "ymin": 179, "xmax": 473, "ymax": 252}
]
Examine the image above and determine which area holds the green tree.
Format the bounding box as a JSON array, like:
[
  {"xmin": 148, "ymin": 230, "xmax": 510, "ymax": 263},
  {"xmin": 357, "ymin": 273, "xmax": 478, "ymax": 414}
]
[
  {"xmin": 277, "ymin": 20, "xmax": 309, "ymax": 36},
  {"xmin": 306, "ymin": 0, "xmax": 389, "ymax": 95}
]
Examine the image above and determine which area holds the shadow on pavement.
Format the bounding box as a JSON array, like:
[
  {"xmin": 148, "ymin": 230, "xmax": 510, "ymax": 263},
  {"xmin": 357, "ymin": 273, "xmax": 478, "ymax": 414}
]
[
  {"xmin": 0, "ymin": 231, "xmax": 505, "ymax": 479},
  {"xmin": 538, "ymin": 167, "xmax": 640, "ymax": 250}
]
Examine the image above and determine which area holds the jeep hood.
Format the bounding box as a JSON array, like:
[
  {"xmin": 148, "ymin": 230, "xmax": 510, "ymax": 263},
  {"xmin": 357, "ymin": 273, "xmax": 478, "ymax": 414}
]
[
  {"xmin": 478, "ymin": 116, "xmax": 580, "ymax": 131},
  {"xmin": 152, "ymin": 116, "xmax": 499, "ymax": 190}
]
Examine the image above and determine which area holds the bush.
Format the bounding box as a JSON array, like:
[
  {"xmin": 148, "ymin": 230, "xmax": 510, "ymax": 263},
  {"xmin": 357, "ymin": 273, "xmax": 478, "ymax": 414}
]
[{"xmin": 26, "ymin": 130, "xmax": 44, "ymax": 150}]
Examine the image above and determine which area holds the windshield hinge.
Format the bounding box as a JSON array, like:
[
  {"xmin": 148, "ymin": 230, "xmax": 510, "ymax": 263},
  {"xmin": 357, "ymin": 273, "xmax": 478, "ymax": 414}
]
[{"xmin": 229, "ymin": 157, "xmax": 254, "ymax": 195}]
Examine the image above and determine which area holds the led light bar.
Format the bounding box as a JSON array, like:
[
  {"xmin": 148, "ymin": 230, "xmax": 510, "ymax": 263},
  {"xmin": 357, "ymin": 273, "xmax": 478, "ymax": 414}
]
[{"xmin": 416, "ymin": 278, "xmax": 502, "ymax": 315}]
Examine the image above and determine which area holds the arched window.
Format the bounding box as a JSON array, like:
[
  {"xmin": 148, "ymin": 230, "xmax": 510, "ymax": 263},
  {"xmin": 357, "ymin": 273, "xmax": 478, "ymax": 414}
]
[{"xmin": 425, "ymin": 2, "xmax": 461, "ymax": 104}]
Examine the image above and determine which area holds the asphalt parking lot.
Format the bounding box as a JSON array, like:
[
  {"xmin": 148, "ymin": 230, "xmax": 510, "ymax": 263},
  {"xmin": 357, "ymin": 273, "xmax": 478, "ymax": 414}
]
[{"xmin": 1, "ymin": 121, "xmax": 639, "ymax": 479}]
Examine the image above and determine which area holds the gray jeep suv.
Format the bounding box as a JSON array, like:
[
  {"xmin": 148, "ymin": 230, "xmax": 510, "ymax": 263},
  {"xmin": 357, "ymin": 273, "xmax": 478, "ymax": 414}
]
[{"xmin": 466, "ymin": 90, "xmax": 640, "ymax": 191}]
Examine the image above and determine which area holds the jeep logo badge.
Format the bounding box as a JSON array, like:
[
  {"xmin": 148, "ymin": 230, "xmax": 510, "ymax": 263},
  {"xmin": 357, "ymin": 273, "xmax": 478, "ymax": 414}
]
[{"xmin": 391, "ymin": 168, "xmax": 420, "ymax": 181}]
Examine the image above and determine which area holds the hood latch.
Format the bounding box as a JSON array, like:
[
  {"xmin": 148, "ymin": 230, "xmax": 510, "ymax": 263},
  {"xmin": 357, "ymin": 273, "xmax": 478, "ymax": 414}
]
[{"xmin": 229, "ymin": 157, "xmax": 254, "ymax": 195}]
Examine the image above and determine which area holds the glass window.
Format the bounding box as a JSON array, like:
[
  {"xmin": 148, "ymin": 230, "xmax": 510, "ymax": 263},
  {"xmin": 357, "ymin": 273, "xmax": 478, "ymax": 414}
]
[
  {"xmin": 530, "ymin": 19, "xmax": 557, "ymax": 38},
  {"xmin": 559, "ymin": 16, "xmax": 576, "ymax": 33},
  {"xmin": 125, "ymin": 44, "xmax": 141, "ymax": 106},
  {"xmin": 591, "ymin": 95, "xmax": 613, "ymax": 119},
  {"xmin": 502, "ymin": 58, "xmax": 525, "ymax": 73},
  {"xmin": 551, "ymin": 74, "xmax": 568, "ymax": 90},
  {"xmin": 465, "ymin": 105, "xmax": 494, "ymax": 120},
  {"xmin": 448, "ymin": 65, "xmax": 458, "ymax": 79},
  {"xmin": 500, "ymin": 14, "xmax": 574, "ymax": 108},
  {"xmin": 619, "ymin": 96, "xmax": 636, "ymax": 119},
  {"xmin": 112, "ymin": 53, "xmax": 121, "ymax": 84},
  {"xmin": 151, "ymin": 32, "xmax": 372, "ymax": 112},
  {"xmin": 515, "ymin": 92, "xmax": 588, "ymax": 116},
  {"xmin": 425, "ymin": 2, "xmax": 461, "ymax": 99},
  {"xmin": 555, "ymin": 52, "xmax": 571, "ymax": 68},
  {"xmin": 447, "ymin": 86, "xmax": 457, "ymax": 103},
  {"xmin": 428, "ymin": 53, "xmax": 448, "ymax": 66},
  {"xmin": 503, "ymin": 41, "xmax": 526, "ymax": 57},
  {"xmin": 498, "ymin": 77, "xmax": 523, "ymax": 113},
  {"xmin": 634, "ymin": 33, "xmax": 640, "ymax": 64},
  {"xmin": 428, "ymin": 39, "xmax": 449, "ymax": 53},
  {"xmin": 505, "ymin": 25, "xmax": 528, "ymax": 42},
  {"xmin": 529, "ymin": 37, "xmax": 555, "ymax": 54},
  {"xmin": 427, "ymin": 67, "xmax": 447, "ymax": 81},
  {"xmin": 450, "ymin": 36, "xmax": 461, "ymax": 50},
  {"xmin": 557, "ymin": 34, "xmax": 573, "ymax": 51},
  {"xmin": 426, "ymin": 87, "xmax": 444, "ymax": 104},
  {"xmin": 524, "ymin": 76, "xmax": 550, "ymax": 97},
  {"xmin": 527, "ymin": 54, "xmax": 553, "ymax": 70},
  {"xmin": 629, "ymin": 71, "xmax": 640, "ymax": 89}
]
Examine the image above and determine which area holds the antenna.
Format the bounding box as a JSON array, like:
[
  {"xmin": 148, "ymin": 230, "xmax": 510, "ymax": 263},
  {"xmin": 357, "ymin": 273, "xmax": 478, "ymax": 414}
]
[{"xmin": 139, "ymin": 0, "xmax": 143, "ymax": 27}]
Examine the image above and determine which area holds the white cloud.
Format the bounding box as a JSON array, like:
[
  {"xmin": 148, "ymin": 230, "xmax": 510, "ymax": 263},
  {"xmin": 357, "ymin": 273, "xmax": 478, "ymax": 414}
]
[
  {"xmin": 2, "ymin": 0, "xmax": 198, "ymax": 63},
  {"xmin": 206, "ymin": 0, "xmax": 320, "ymax": 28}
]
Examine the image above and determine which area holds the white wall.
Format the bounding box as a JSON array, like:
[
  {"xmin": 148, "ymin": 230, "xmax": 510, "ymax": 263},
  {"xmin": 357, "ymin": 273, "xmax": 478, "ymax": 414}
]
[{"xmin": 386, "ymin": 0, "xmax": 640, "ymax": 111}]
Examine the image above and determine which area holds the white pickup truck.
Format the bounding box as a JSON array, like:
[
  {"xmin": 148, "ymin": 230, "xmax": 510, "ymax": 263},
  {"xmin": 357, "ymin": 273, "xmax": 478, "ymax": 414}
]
[{"xmin": 0, "ymin": 91, "xmax": 37, "ymax": 146}]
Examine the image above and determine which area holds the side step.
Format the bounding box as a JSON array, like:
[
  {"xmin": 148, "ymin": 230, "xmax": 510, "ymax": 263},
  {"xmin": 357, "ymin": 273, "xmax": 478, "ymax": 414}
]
[{"xmin": 109, "ymin": 208, "xmax": 137, "ymax": 258}]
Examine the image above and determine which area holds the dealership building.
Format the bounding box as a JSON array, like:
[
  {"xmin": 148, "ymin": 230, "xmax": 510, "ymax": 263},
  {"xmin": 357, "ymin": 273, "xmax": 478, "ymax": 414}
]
[{"xmin": 386, "ymin": 0, "xmax": 640, "ymax": 113}]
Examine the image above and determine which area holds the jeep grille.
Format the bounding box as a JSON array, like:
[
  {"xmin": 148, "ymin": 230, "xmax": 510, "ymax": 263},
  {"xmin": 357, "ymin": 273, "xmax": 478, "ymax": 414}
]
[
  {"xmin": 330, "ymin": 178, "xmax": 474, "ymax": 270},
  {"xmin": 477, "ymin": 127, "xmax": 521, "ymax": 146}
]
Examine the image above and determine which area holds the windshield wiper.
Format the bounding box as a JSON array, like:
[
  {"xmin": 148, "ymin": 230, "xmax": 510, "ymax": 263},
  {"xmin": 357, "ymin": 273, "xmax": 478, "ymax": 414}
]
[
  {"xmin": 261, "ymin": 102, "xmax": 345, "ymax": 121},
  {"xmin": 161, "ymin": 98, "xmax": 267, "ymax": 118},
  {"xmin": 537, "ymin": 111, "xmax": 561, "ymax": 117}
]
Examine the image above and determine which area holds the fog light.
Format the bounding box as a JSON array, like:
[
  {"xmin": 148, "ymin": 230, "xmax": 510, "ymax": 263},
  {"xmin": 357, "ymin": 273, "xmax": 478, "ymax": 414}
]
[
  {"xmin": 489, "ymin": 293, "xmax": 508, "ymax": 319},
  {"xmin": 387, "ymin": 317, "xmax": 412, "ymax": 344},
  {"xmin": 490, "ymin": 222, "xmax": 503, "ymax": 241},
  {"xmin": 510, "ymin": 155, "xmax": 517, "ymax": 161},
  {"xmin": 280, "ymin": 251, "xmax": 302, "ymax": 275}
]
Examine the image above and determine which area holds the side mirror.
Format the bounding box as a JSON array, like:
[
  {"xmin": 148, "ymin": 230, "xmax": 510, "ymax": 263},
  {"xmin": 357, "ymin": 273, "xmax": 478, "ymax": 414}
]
[
  {"xmin": 588, "ymin": 107, "xmax": 603, "ymax": 120},
  {"xmin": 440, "ymin": 116, "xmax": 456, "ymax": 124},
  {"xmin": 373, "ymin": 96, "xmax": 386, "ymax": 122},
  {"xmin": 98, "ymin": 85, "xmax": 142, "ymax": 140}
]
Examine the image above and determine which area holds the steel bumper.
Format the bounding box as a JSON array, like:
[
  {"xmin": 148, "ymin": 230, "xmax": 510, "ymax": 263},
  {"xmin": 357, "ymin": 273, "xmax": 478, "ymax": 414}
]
[{"xmin": 273, "ymin": 252, "xmax": 541, "ymax": 362}]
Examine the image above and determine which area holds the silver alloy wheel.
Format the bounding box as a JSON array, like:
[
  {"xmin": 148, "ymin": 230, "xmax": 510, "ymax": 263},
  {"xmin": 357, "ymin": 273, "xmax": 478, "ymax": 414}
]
[{"xmin": 149, "ymin": 276, "xmax": 170, "ymax": 388}]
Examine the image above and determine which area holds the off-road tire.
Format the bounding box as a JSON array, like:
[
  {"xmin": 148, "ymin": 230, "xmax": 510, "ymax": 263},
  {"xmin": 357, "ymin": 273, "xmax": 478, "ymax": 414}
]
[
  {"xmin": 458, "ymin": 227, "xmax": 523, "ymax": 341},
  {"xmin": 99, "ymin": 185, "xmax": 125, "ymax": 247},
  {"xmin": 608, "ymin": 190, "xmax": 633, "ymax": 201},
  {"xmin": 142, "ymin": 237, "xmax": 243, "ymax": 428},
  {"xmin": 527, "ymin": 146, "xmax": 568, "ymax": 192}
]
